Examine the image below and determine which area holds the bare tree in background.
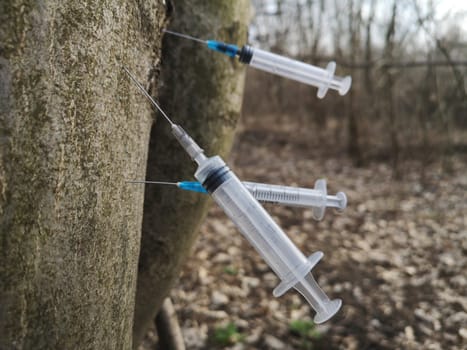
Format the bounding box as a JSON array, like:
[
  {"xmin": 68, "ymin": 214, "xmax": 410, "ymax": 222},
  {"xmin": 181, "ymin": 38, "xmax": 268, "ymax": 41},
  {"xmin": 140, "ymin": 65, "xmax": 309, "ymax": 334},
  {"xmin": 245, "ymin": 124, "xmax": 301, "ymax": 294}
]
[
  {"xmin": 413, "ymin": 0, "xmax": 466, "ymax": 172},
  {"xmin": 248, "ymin": 0, "xmax": 467, "ymax": 166},
  {"xmin": 346, "ymin": 0, "xmax": 363, "ymax": 165},
  {"xmin": 381, "ymin": 1, "xmax": 400, "ymax": 178},
  {"xmin": 363, "ymin": 0, "xmax": 376, "ymax": 97}
]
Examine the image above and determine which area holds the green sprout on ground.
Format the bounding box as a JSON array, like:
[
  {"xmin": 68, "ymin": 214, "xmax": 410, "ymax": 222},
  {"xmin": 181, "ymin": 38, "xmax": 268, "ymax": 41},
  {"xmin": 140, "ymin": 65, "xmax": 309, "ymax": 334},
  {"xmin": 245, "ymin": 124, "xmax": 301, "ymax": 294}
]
[
  {"xmin": 212, "ymin": 322, "xmax": 245, "ymax": 346},
  {"xmin": 223, "ymin": 265, "xmax": 238, "ymax": 275},
  {"xmin": 289, "ymin": 319, "xmax": 321, "ymax": 349}
]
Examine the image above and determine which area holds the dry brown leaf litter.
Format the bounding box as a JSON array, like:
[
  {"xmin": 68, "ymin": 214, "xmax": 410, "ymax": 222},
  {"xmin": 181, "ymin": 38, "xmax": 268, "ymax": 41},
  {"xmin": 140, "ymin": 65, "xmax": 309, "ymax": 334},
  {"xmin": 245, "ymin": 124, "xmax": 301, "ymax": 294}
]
[{"xmin": 145, "ymin": 114, "xmax": 466, "ymax": 350}]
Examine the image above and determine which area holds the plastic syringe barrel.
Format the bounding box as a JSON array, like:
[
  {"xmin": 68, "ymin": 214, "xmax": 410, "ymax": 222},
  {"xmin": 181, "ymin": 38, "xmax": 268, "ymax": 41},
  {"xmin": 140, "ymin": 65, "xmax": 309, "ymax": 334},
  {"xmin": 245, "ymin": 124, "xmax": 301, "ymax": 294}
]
[
  {"xmin": 194, "ymin": 156, "xmax": 341, "ymax": 323},
  {"xmin": 242, "ymin": 180, "xmax": 347, "ymax": 220},
  {"xmin": 238, "ymin": 45, "xmax": 351, "ymax": 98}
]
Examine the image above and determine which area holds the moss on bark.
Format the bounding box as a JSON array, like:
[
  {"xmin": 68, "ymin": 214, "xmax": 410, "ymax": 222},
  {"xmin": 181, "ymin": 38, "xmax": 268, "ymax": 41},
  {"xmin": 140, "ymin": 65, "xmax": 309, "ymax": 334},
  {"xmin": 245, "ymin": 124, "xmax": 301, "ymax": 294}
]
[{"xmin": 0, "ymin": 1, "xmax": 166, "ymax": 348}]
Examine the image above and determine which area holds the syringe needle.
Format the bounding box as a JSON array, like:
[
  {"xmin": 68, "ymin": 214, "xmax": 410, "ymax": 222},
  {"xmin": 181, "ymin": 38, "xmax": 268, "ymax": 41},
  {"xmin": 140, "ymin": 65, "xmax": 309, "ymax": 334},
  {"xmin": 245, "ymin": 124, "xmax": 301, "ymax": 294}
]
[
  {"xmin": 122, "ymin": 66, "xmax": 175, "ymax": 126},
  {"xmin": 163, "ymin": 29, "xmax": 207, "ymax": 44},
  {"xmin": 126, "ymin": 180, "xmax": 178, "ymax": 186},
  {"xmin": 123, "ymin": 66, "xmax": 207, "ymax": 164}
]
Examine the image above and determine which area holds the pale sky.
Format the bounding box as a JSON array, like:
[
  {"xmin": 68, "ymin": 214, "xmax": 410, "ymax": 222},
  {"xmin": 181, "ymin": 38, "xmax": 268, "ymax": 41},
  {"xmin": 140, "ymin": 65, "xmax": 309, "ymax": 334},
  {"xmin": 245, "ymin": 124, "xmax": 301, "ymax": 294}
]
[
  {"xmin": 438, "ymin": 0, "xmax": 467, "ymax": 30},
  {"xmin": 250, "ymin": 0, "xmax": 466, "ymax": 54}
]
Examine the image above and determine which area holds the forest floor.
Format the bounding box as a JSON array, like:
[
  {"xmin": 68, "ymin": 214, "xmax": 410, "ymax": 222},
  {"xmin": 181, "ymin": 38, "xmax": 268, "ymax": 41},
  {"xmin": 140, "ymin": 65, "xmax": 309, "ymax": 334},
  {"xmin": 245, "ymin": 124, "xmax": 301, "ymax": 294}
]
[{"xmin": 144, "ymin": 113, "xmax": 466, "ymax": 350}]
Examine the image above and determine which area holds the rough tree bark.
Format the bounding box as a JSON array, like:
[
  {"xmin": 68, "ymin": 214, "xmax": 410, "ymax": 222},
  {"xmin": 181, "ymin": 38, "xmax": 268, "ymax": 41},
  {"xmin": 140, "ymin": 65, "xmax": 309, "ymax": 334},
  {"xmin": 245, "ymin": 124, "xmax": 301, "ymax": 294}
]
[
  {"xmin": 0, "ymin": 1, "xmax": 166, "ymax": 349},
  {"xmin": 132, "ymin": 1, "xmax": 250, "ymax": 347}
]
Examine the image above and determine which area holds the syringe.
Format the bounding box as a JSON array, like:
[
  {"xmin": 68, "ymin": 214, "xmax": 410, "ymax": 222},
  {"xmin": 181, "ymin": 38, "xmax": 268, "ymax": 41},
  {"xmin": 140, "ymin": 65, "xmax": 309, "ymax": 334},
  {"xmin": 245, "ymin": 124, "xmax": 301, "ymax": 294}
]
[
  {"xmin": 163, "ymin": 29, "xmax": 351, "ymax": 99},
  {"xmin": 123, "ymin": 67, "xmax": 342, "ymax": 323},
  {"xmin": 127, "ymin": 179, "xmax": 347, "ymax": 221}
]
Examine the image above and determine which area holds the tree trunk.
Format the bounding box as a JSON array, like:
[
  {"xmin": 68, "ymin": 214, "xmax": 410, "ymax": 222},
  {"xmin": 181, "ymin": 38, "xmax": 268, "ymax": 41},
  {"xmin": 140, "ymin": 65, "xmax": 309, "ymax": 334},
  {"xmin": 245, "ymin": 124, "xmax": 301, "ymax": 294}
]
[
  {"xmin": 0, "ymin": 1, "xmax": 166, "ymax": 349},
  {"xmin": 132, "ymin": 1, "xmax": 250, "ymax": 346},
  {"xmin": 382, "ymin": 1, "xmax": 400, "ymax": 179},
  {"xmin": 346, "ymin": 0, "xmax": 363, "ymax": 166}
]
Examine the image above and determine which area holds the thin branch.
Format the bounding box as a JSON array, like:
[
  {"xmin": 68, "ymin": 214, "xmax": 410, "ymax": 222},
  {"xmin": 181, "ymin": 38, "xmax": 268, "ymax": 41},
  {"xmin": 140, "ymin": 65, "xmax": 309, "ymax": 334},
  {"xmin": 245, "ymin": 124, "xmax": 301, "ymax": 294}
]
[
  {"xmin": 155, "ymin": 298, "xmax": 186, "ymax": 350},
  {"xmin": 305, "ymin": 57, "xmax": 467, "ymax": 69}
]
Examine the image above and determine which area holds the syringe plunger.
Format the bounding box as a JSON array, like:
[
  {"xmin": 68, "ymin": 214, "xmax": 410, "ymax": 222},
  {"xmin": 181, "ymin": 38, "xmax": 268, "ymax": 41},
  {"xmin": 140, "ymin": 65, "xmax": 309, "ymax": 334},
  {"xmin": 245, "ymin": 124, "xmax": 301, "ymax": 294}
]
[
  {"xmin": 243, "ymin": 179, "xmax": 347, "ymax": 220},
  {"xmin": 239, "ymin": 46, "xmax": 351, "ymax": 98}
]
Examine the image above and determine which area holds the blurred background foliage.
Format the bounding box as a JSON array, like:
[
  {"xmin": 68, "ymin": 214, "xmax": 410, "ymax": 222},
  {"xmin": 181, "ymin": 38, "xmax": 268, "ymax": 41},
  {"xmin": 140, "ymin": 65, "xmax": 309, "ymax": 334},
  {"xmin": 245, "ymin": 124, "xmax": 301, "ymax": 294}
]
[{"xmin": 244, "ymin": 0, "xmax": 466, "ymax": 177}]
